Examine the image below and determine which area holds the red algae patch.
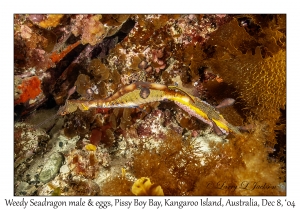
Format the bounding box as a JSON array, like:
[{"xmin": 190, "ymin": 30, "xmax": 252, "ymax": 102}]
[{"xmin": 15, "ymin": 76, "xmax": 42, "ymax": 105}]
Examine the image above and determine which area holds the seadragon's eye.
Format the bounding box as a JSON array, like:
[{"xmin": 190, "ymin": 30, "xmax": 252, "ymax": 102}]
[{"xmin": 139, "ymin": 87, "xmax": 150, "ymax": 99}]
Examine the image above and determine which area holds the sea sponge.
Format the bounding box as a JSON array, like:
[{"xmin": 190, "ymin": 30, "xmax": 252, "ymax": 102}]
[
  {"xmin": 38, "ymin": 15, "xmax": 64, "ymax": 29},
  {"xmin": 85, "ymin": 143, "xmax": 97, "ymax": 151},
  {"xmin": 131, "ymin": 177, "xmax": 164, "ymax": 196},
  {"xmin": 71, "ymin": 15, "xmax": 105, "ymax": 45},
  {"xmin": 14, "ymin": 76, "xmax": 42, "ymax": 105}
]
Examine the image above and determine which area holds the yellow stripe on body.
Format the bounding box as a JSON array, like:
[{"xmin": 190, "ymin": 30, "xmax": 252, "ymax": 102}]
[
  {"xmin": 212, "ymin": 118, "xmax": 230, "ymax": 134},
  {"xmin": 168, "ymin": 92, "xmax": 231, "ymax": 134},
  {"xmin": 80, "ymin": 103, "xmax": 89, "ymax": 111},
  {"xmin": 168, "ymin": 94, "xmax": 210, "ymax": 122}
]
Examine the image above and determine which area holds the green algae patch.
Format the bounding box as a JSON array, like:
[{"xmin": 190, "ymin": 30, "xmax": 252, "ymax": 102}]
[{"xmin": 39, "ymin": 153, "xmax": 63, "ymax": 183}]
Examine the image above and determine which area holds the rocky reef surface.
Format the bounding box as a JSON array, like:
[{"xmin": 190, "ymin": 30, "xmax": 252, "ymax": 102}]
[{"xmin": 14, "ymin": 14, "xmax": 286, "ymax": 196}]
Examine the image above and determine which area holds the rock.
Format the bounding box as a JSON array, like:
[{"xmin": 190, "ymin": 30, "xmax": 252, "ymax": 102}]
[
  {"xmin": 60, "ymin": 164, "xmax": 70, "ymax": 174},
  {"xmin": 15, "ymin": 181, "xmax": 29, "ymax": 195},
  {"xmin": 14, "ymin": 122, "xmax": 50, "ymax": 168},
  {"xmin": 39, "ymin": 153, "xmax": 63, "ymax": 183}
]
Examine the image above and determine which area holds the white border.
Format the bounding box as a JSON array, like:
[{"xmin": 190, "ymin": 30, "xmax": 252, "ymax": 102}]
[{"xmin": 2, "ymin": 1, "xmax": 298, "ymax": 209}]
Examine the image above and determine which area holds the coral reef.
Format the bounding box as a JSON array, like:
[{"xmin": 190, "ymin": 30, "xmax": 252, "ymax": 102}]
[{"xmin": 14, "ymin": 14, "xmax": 286, "ymax": 196}]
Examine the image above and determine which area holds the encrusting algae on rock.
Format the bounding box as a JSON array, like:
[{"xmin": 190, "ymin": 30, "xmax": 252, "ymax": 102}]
[{"xmin": 14, "ymin": 14, "xmax": 285, "ymax": 196}]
